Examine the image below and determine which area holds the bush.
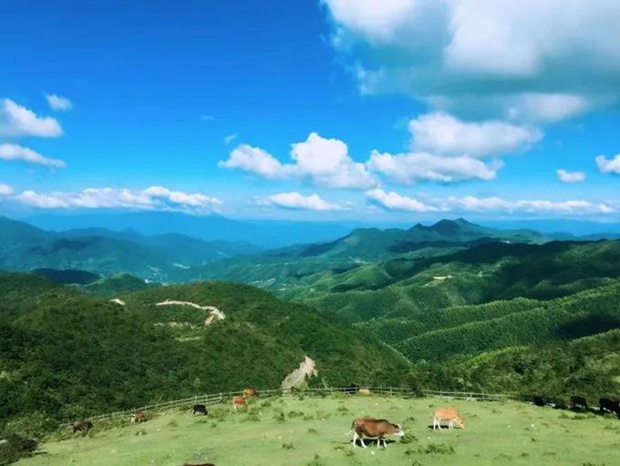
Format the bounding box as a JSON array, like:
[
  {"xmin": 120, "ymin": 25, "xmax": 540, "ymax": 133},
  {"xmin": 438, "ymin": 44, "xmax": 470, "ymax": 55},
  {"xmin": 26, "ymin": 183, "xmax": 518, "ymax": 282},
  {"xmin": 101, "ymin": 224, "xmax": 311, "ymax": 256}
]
[{"xmin": 0, "ymin": 433, "xmax": 38, "ymax": 464}]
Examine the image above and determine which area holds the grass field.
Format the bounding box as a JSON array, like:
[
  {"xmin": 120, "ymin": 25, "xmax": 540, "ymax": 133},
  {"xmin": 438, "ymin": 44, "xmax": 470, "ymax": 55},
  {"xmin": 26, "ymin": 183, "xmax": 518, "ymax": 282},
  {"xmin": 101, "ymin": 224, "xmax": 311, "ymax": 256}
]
[{"xmin": 18, "ymin": 394, "xmax": 620, "ymax": 466}]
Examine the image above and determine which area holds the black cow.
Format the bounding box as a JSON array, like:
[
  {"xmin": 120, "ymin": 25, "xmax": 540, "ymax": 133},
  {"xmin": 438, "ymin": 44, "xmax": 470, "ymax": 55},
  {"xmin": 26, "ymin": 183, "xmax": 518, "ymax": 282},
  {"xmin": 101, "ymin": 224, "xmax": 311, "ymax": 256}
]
[
  {"xmin": 570, "ymin": 395, "xmax": 588, "ymax": 411},
  {"xmin": 192, "ymin": 404, "xmax": 208, "ymax": 415},
  {"xmin": 343, "ymin": 384, "xmax": 359, "ymax": 395},
  {"xmin": 532, "ymin": 396, "xmax": 547, "ymax": 407},
  {"xmin": 599, "ymin": 398, "xmax": 620, "ymax": 417},
  {"xmin": 72, "ymin": 420, "xmax": 93, "ymax": 433}
]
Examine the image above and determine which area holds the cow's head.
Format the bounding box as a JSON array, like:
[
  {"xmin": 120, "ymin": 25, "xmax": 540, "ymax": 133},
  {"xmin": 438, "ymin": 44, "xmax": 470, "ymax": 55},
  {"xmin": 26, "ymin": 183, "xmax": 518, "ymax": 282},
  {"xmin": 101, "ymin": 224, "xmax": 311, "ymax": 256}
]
[
  {"xmin": 455, "ymin": 417, "xmax": 465, "ymax": 429},
  {"xmin": 392, "ymin": 424, "xmax": 405, "ymax": 437}
]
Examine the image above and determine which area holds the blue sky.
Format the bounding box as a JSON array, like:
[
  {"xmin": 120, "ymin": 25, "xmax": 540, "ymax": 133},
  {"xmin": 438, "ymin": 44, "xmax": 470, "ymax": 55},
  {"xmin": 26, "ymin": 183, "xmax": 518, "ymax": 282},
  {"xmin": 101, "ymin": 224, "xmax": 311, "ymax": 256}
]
[{"xmin": 1, "ymin": 0, "xmax": 619, "ymax": 222}]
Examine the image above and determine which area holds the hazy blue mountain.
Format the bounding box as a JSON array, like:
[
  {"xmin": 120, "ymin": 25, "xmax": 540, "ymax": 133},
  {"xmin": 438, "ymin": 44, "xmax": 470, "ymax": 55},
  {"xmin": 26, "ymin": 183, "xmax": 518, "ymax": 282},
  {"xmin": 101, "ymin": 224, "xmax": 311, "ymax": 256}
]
[
  {"xmin": 25, "ymin": 211, "xmax": 357, "ymax": 247},
  {"xmin": 0, "ymin": 216, "xmax": 261, "ymax": 282},
  {"xmin": 480, "ymin": 219, "xmax": 620, "ymax": 238}
]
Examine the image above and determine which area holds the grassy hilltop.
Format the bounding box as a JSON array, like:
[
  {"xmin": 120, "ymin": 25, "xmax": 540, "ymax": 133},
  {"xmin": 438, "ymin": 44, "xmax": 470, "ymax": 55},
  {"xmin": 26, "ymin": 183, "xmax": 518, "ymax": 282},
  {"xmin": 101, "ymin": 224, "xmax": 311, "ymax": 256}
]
[{"xmin": 17, "ymin": 394, "xmax": 620, "ymax": 466}]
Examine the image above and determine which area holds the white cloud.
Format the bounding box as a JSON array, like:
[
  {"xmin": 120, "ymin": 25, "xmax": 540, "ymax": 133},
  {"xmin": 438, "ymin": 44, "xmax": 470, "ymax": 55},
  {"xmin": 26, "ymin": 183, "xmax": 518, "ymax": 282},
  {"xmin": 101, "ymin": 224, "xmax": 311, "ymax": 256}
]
[
  {"xmin": 0, "ymin": 183, "xmax": 14, "ymax": 196},
  {"xmin": 365, "ymin": 188, "xmax": 614, "ymax": 215},
  {"xmin": 596, "ymin": 154, "xmax": 620, "ymax": 174},
  {"xmin": 224, "ymin": 133, "xmax": 238, "ymax": 145},
  {"xmin": 322, "ymin": 0, "xmax": 620, "ymax": 122},
  {"xmin": 45, "ymin": 94, "xmax": 73, "ymax": 111},
  {"xmin": 444, "ymin": 195, "xmax": 614, "ymax": 215},
  {"xmin": 219, "ymin": 144, "xmax": 285, "ymax": 178},
  {"xmin": 0, "ymin": 143, "xmax": 66, "ymax": 168},
  {"xmin": 263, "ymin": 192, "xmax": 343, "ymax": 211},
  {"xmin": 367, "ymin": 150, "xmax": 500, "ymax": 183},
  {"xmin": 557, "ymin": 169, "xmax": 586, "ymax": 183},
  {"xmin": 0, "ymin": 99, "xmax": 63, "ymax": 138},
  {"xmin": 14, "ymin": 186, "xmax": 222, "ymax": 212},
  {"xmin": 366, "ymin": 188, "xmax": 439, "ymax": 212},
  {"xmin": 289, "ymin": 132, "xmax": 376, "ymax": 188},
  {"xmin": 202, "ymin": 115, "xmax": 215, "ymax": 122},
  {"xmin": 219, "ymin": 132, "xmax": 377, "ymax": 189},
  {"xmin": 410, "ymin": 112, "xmax": 541, "ymax": 156},
  {"xmin": 143, "ymin": 186, "xmax": 223, "ymax": 208}
]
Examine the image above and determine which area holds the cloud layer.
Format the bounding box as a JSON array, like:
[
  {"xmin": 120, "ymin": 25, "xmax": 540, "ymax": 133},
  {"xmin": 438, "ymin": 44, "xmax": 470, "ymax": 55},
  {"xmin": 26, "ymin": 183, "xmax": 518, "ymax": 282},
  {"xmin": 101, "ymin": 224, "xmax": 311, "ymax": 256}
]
[
  {"xmin": 6, "ymin": 185, "xmax": 222, "ymax": 213},
  {"xmin": 0, "ymin": 143, "xmax": 66, "ymax": 168},
  {"xmin": 323, "ymin": 0, "xmax": 620, "ymax": 122}
]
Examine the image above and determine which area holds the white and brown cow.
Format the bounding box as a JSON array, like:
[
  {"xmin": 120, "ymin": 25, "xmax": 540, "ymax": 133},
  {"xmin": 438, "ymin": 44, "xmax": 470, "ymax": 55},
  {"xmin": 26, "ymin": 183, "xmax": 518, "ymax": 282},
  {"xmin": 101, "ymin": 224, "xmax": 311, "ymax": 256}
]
[
  {"xmin": 131, "ymin": 410, "xmax": 147, "ymax": 423},
  {"xmin": 351, "ymin": 417, "xmax": 405, "ymax": 448},
  {"xmin": 432, "ymin": 407, "xmax": 465, "ymax": 430}
]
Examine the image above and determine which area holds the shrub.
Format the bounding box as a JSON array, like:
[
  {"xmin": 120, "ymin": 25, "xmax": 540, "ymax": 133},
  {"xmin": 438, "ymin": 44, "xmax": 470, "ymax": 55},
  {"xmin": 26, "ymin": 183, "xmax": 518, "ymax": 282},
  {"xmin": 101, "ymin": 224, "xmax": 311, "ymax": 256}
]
[
  {"xmin": 0, "ymin": 433, "xmax": 38, "ymax": 464},
  {"xmin": 419, "ymin": 442, "xmax": 455, "ymax": 455}
]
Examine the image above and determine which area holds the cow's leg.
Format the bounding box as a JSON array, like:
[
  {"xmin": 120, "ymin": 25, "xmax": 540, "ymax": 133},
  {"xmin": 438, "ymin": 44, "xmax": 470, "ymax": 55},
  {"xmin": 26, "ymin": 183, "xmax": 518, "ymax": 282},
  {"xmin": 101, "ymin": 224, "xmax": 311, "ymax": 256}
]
[
  {"xmin": 361, "ymin": 435, "xmax": 367, "ymax": 448},
  {"xmin": 433, "ymin": 417, "xmax": 441, "ymax": 430},
  {"xmin": 352, "ymin": 431, "xmax": 358, "ymax": 448}
]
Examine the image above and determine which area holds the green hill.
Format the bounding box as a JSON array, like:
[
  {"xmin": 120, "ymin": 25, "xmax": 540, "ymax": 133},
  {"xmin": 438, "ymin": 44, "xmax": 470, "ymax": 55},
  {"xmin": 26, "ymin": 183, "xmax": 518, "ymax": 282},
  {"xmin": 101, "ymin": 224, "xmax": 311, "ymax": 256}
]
[{"xmin": 0, "ymin": 273, "xmax": 409, "ymax": 437}]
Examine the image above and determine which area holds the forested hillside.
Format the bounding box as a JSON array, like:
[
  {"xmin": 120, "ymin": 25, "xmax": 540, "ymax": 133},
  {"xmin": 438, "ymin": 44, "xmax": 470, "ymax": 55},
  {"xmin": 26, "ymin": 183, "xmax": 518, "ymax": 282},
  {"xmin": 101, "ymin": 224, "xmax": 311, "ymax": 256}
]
[{"xmin": 0, "ymin": 273, "xmax": 408, "ymax": 437}]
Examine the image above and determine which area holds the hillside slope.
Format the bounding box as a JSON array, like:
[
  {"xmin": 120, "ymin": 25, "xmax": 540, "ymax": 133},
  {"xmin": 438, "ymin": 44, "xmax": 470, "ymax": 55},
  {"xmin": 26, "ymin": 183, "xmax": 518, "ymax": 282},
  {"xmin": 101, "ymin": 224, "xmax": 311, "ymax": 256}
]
[{"xmin": 0, "ymin": 273, "xmax": 409, "ymax": 432}]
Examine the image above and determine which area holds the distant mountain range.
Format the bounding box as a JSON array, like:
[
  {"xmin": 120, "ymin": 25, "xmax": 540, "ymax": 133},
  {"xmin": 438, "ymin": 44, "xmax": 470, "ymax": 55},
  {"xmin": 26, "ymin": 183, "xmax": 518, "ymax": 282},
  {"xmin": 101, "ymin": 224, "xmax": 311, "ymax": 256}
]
[
  {"xmin": 3, "ymin": 214, "xmax": 620, "ymax": 287},
  {"xmin": 0, "ymin": 216, "xmax": 260, "ymax": 282},
  {"xmin": 24, "ymin": 211, "xmax": 357, "ymax": 248}
]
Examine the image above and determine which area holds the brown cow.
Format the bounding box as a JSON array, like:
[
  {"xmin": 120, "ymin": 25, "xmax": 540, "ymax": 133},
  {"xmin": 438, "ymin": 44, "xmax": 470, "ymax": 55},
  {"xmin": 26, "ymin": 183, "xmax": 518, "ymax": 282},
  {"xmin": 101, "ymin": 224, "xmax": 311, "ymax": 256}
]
[
  {"xmin": 432, "ymin": 407, "xmax": 465, "ymax": 430},
  {"xmin": 351, "ymin": 417, "xmax": 405, "ymax": 448},
  {"xmin": 232, "ymin": 396, "xmax": 247, "ymax": 411},
  {"xmin": 72, "ymin": 420, "xmax": 93, "ymax": 433},
  {"xmin": 131, "ymin": 410, "xmax": 147, "ymax": 423},
  {"xmin": 243, "ymin": 388, "xmax": 259, "ymax": 397}
]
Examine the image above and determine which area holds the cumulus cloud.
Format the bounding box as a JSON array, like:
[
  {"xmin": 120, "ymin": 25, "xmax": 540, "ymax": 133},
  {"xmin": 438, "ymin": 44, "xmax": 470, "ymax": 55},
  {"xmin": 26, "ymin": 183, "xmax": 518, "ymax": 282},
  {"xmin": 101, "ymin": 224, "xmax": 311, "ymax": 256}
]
[
  {"xmin": 220, "ymin": 132, "xmax": 377, "ymax": 189},
  {"xmin": 557, "ymin": 169, "xmax": 586, "ymax": 183},
  {"xmin": 261, "ymin": 192, "xmax": 343, "ymax": 211},
  {"xmin": 596, "ymin": 154, "xmax": 620, "ymax": 174},
  {"xmin": 0, "ymin": 143, "xmax": 66, "ymax": 168},
  {"xmin": 0, "ymin": 99, "xmax": 63, "ymax": 138},
  {"xmin": 45, "ymin": 94, "xmax": 73, "ymax": 111},
  {"xmin": 410, "ymin": 112, "xmax": 541, "ymax": 156},
  {"xmin": 0, "ymin": 183, "xmax": 14, "ymax": 196},
  {"xmin": 366, "ymin": 188, "xmax": 439, "ymax": 212},
  {"xmin": 14, "ymin": 186, "xmax": 222, "ymax": 212},
  {"xmin": 367, "ymin": 150, "xmax": 500, "ymax": 183},
  {"xmin": 322, "ymin": 0, "xmax": 620, "ymax": 122},
  {"xmin": 219, "ymin": 144, "xmax": 285, "ymax": 178}
]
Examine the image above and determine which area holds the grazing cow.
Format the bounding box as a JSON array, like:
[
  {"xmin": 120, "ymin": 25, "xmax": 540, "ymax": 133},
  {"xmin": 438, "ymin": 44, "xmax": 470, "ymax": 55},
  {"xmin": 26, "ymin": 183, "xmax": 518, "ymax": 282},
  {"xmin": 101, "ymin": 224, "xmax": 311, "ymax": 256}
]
[
  {"xmin": 232, "ymin": 396, "xmax": 247, "ymax": 411},
  {"xmin": 351, "ymin": 417, "xmax": 405, "ymax": 448},
  {"xmin": 599, "ymin": 398, "xmax": 620, "ymax": 416},
  {"xmin": 131, "ymin": 411, "xmax": 147, "ymax": 423},
  {"xmin": 72, "ymin": 420, "xmax": 93, "ymax": 433},
  {"xmin": 192, "ymin": 404, "xmax": 208, "ymax": 416},
  {"xmin": 570, "ymin": 395, "xmax": 588, "ymax": 411},
  {"xmin": 358, "ymin": 388, "xmax": 371, "ymax": 396},
  {"xmin": 532, "ymin": 396, "xmax": 547, "ymax": 407},
  {"xmin": 432, "ymin": 408, "xmax": 465, "ymax": 430},
  {"xmin": 243, "ymin": 388, "xmax": 259, "ymax": 397}
]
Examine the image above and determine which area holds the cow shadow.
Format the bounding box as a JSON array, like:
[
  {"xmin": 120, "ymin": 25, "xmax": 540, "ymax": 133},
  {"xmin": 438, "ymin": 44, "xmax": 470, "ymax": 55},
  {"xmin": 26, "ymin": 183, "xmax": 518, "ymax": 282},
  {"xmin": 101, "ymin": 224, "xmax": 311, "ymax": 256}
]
[{"xmin": 349, "ymin": 438, "xmax": 397, "ymax": 447}]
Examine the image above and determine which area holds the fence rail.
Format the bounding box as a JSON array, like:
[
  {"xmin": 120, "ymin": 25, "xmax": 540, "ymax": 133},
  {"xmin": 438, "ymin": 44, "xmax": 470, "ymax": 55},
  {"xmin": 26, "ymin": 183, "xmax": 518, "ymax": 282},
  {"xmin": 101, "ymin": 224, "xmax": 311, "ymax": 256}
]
[{"xmin": 61, "ymin": 386, "xmax": 512, "ymax": 427}]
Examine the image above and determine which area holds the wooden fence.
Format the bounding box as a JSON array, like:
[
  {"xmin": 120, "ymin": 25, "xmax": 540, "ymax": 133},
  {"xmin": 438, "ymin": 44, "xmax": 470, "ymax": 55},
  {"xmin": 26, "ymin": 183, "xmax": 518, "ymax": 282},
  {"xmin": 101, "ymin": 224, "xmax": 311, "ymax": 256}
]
[{"xmin": 61, "ymin": 386, "xmax": 511, "ymax": 427}]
